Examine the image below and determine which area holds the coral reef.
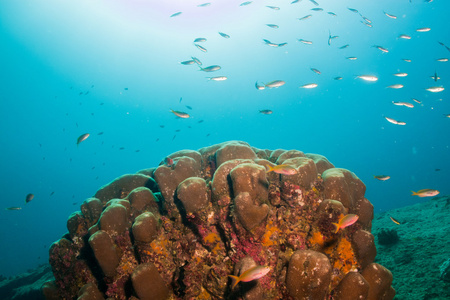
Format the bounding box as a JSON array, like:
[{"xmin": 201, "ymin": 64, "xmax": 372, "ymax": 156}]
[
  {"xmin": 43, "ymin": 141, "xmax": 395, "ymax": 299},
  {"xmin": 0, "ymin": 264, "xmax": 53, "ymax": 300},
  {"xmin": 377, "ymin": 228, "xmax": 400, "ymax": 246}
]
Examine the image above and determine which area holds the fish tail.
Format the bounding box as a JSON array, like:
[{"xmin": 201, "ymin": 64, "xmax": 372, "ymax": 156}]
[
  {"xmin": 411, "ymin": 191, "xmax": 417, "ymax": 196},
  {"xmin": 228, "ymin": 275, "xmax": 240, "ymax": 289},
  {"xmin": 332, "ymin": 222, "xmax": 340, "ymax": 234},
  {"xmin": 265, "ymin": 165, "xmax": 274, "ymax": 173}
]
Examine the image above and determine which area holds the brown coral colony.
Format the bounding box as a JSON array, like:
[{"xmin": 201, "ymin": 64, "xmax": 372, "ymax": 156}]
[{"xmin": 43, "ymin": 141, "xmax": 395, "ymax": 300}]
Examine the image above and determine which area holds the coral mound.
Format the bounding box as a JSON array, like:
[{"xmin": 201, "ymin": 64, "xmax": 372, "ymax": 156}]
[{"xmin": 44, "ymin": 141, "xmax": 394, "ymax": 300}]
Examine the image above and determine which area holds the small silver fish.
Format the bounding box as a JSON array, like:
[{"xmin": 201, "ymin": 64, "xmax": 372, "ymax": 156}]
[
  {"xmin": 334, "ymin": 76, "xmax": 343, "ymax": 80},
  {"xmin": 416, "ymin": 27, "xmax": 431, "ymax": 32},
  {"xmin": 328, "ymin": 31, "xmax": 338, "ymax": 45},
  {"xmin": 436, "ymin": 58, "xmax": 449, "ymax": 62},
  {"xmin": 195, "ymin": 44, "xmax": 207, "ymax": 52},
  {"xmin": 398, "ymin": 34, "xmax": 411, "ymax": 40},
  {"xmin": 393, "ymin": 73, "xmax": 408, "ymax": 77},
  {"xmin": 311, "ymin": 68, "xmax": 321, "ymax": 75},
  {"xmin": 373, "ymin": 45, "xmax": 388, "ymax": 53},
  {"xmin": 191, "ymin": 57, "xmax": 202, "ymax": 66},
  {"xmin": 426, "ymin": 86, "xmax": 444, "ymax": 93},
  {"xmin": 219, "ymin": 32, "xmax": 230, "ymax": 38},
  {"xmin": 207, "ymin": 76, "xmax": 227, "ymax": 81},
  {"xmin": 298, "ymin": 39, "xmax": 313, "ymax": 45},
  {"xmin": 298, "ymin": 15, "xmax": 312, "ymax": 21},
  {"xmin": 199, "ymin": 65, "xmax": 221, "ymax": 72},
  {"xmin": 266, "ymin": 6, "xmax": 280, "ymax": 10},
  {"xmin": 346, "ymin": 57, "xmax": 357, "ymax": 60},
  {"xmin": 347, "ymin": 7, "xmax": 358, "ymax": 13},
  {"xmin": 402, "ymin": 58, "xmax": 412, "ymax": 62},
  {"xmin": 361, "ymin": 15, "xmax": 372, "ymax": 23},
  {"xmin": 328, "ymin": 12, "xmax": 337, "ymax": 16},
  {"xmin": 259, "ymin": 110, "xmax": 273, "ymax": 115},
  {"xmin": 356, "ymin": 75, "xmax": 378, "ymax": 82},
  {"xmin": 180, "ymin": 60, "xmax": 195, "ymax": 65},
  {"xmin": 387, "ymin": 84, "xmax": 404, "ymax": 89},
  {"xmin": 266, "ymin": 24, "xmax": 279, "ymax": 29},
  {"xmin": 339, "ymin": 44, "xmax": 349, "ymax": 49},
  {"xmin": 385, "ymin": 116, "xmax": 406, "ymax": 125},
  {"xmin": 170, "ymin": 12, "xmax": 182, "ymax": 17},
  {"xmin": 300, "ymin": 83, "xmax": 318, "ymax": 89},
  {"xmin": 197, "ymin": 3, "xmax": 211, "ymax": 7},
  {"xmin": 264, "ymin": 80, "xmax": 285, "ymax": 88},
  {"xmin": 77, "ymin": 133, "xmax": 90, "ymax": 146},
  {"xmin": 392, "ymin": 101, "xmax": 414, "ymax": 108},
  {"xmin": 194, "ymin": 38, "xmax": 207, "ymax": 43},
  {"xmin": 431, "ymin": 71, "xmax": 440, "ymax": 81},
  {"xmin": 240, "ymin": 1, "xmax": 252, "ymax": 6},
  {"xmin": 309, "ymin": 0, "xmax": 319, "ymax": 6},
  {"xmin": 311, "ymin": 8, "xmax": 323, "ymax": 11},
  {"xmin": 384, "ymin": 11, "xmax": 397, "ymax": 19},
  {"xmin": 5, "ymin": 207, "xmax": 22, "ymax": 210}
]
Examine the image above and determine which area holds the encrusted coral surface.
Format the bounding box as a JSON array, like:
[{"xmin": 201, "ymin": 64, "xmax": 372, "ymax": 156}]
[{"xmin": 43, "ymin": 141, "xmax": 394, "ymax": 300}]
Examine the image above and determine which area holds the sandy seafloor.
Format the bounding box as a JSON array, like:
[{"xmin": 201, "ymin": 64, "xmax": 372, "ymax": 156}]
[
  {"xmin": 1, "ymin": 196, "xmax": 449, "ymax": 300},
  {"xmin": 372, "ymin": 195, "xmax": 450, "ymax": 300}
]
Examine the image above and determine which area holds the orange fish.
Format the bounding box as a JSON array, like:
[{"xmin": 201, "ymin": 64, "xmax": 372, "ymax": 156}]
[
  {"xmin": 411, "ymin": 189, "xmax": 439, "ymax": 197},
  {"xmin": 164, "ymin": 157, "xmax": 174, "ymax": 167},
  {"xmin": 228, "ymin": 266, "xmax": 270, "ymax": 289},
  {"xmin": 266, "ymin": 164, "xmax": 297, "ymax": 175},
  {"xmin": 170, "ymin": 110, "xmax": 190, "ymax": 118},
  {"xmin": 332, "ymin": 214, "xmax": 359, "ymax": 233},
  {"xmin": 390, "ymin": 216, "xmax": 400, "ymax": 225}
]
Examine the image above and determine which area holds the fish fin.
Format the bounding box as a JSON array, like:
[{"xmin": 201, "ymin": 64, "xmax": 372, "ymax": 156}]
[
  {"xmin": 228, "ymin": 275, "xmax": 240, "ymax": 289},
  {"xmin": 332, "ymin": 222, "xmax": 340, "ymax": 234},
  {"xmin": 411, "ymin": 191, "xmax": 417, "ymax": 196},
  {"xmin": 265, "ymin": 165, "xmax": 274, "ymax": 173}
]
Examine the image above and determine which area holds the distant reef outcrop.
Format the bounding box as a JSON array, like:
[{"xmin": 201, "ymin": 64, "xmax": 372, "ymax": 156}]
[{"xmin": 0, "ymin": 264, "xmax": 53, "ymax": 300}]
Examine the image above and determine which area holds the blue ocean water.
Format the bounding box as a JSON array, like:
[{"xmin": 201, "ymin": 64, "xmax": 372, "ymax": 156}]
[{"xmin": 0, "ymin": 0, "xmax": 448, "ymax": 277}]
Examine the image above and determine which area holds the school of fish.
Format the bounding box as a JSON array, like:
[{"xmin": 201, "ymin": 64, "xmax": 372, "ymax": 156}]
[
  {"xmin": 174, "ymin": 1, "xmax": 446, "ymax": 201},
  {"xmin": 5, "ymin": 2, "xmax": 446, "ymax": 279}
]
